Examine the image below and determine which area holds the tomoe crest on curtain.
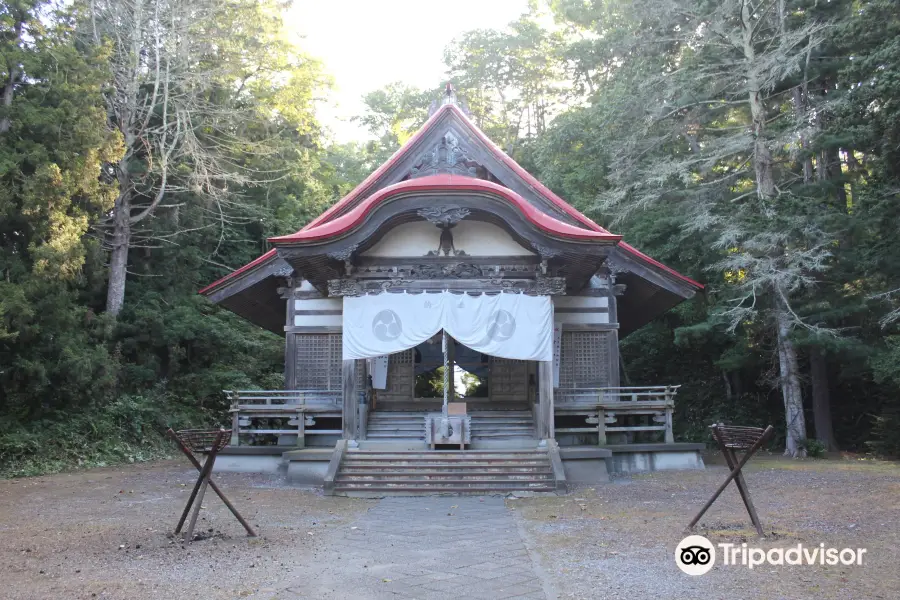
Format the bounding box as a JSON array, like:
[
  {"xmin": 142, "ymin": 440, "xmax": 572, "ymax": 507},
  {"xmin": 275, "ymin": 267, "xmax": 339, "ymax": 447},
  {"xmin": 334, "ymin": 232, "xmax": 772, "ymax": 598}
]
[
  {"xmin": 372, "ymin": 309, "xmax": 403, "ymax": 342},
  {"xmin": 482, "ymin": 310, "xmax": 516, "ymax": 344}
]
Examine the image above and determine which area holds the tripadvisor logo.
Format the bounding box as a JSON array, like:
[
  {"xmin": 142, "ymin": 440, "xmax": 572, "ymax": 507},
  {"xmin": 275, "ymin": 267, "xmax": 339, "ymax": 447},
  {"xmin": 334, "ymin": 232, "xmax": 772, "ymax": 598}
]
[
  {"xmin": 675, "ymin": 535, "xmax": 716, "ymax": 575},
  {"xmin": 675, "ymin": 535, "xmax": 867, "ymax": 575}
]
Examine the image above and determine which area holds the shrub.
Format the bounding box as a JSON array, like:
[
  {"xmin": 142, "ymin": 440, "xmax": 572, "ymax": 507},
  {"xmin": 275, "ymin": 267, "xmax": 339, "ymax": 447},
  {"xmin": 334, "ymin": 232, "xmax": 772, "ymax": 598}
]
[
  {"xmin": 0, "ymin": 388, "xmax": 219, "ymax": 478},
  {"xmin": 867, "ymin": 407, "xmax": 900, "ymax": 458},
  {"xmin": 798, "ymin": 438, "xmax": 827, "ymax": 458}
]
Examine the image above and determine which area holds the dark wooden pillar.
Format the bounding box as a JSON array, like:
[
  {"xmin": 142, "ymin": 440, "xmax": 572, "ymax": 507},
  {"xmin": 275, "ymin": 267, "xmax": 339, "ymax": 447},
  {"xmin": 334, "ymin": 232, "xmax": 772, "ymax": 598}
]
[
  {"xmin": 607, "ymin": 287, "xmax": 621, "ymax": 388},
  {"xmin": 342, "ymin": 359, "xmax": 357, "ymax": 439},
  {"xmin": 282, "ymin": 289, "xmax": 296, "ymax": 389},
  {"xmin": 607, "ymin": 329, "xmax": 621, "ymax": 388},
  {"xmin": 537, "ymin": 360, "xmax": 555, "ymax": 439}
]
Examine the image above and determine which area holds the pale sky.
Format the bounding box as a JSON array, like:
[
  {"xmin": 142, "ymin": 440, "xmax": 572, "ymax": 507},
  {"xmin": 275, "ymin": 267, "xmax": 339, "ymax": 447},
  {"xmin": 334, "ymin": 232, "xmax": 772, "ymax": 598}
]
[{"xmin": 287, "ymin": 0, "xmax": 531, "ymax": 143}]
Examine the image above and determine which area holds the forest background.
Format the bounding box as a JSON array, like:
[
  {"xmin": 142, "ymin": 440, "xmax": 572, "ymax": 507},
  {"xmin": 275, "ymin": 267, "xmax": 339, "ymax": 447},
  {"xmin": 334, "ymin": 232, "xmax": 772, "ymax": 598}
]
[{"xmin": 2, "ymin": 0, "xmax": 899, "ymax": 476}]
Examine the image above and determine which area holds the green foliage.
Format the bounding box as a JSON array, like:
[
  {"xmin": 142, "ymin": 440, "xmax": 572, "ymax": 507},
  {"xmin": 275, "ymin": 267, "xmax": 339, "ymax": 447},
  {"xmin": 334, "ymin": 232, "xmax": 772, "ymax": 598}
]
[
  {"xmin": 0, "ymin": 0, "xmax": 345, "ymax": 477},
  {"xmin": 461, "ymin": 372, "xmax": 488, "ymax": 398},
  {"xmin": 799, "ymin": 438, "xmax": 828, "ymax": 459},
  {"xmin": 4, "ymin": 0, "xmax": 900, "ymax": 476},
  {"xmin": 444, "ymin": 14, "xmax": 566, "ymax": 152},
  {"xmin": 867, "ymin": 407, "xmax": 900, "ymax": 458},
  {"xmin": 356, "ymin": 82, "xmax": 437, "ymax": 163},
  {"xmin": 0, "ymin": 388, "xmax": 216, "ymax": 477},
  {"xmin": 415, "ymin": 367, "xmax": 447, "ymax": 398}
]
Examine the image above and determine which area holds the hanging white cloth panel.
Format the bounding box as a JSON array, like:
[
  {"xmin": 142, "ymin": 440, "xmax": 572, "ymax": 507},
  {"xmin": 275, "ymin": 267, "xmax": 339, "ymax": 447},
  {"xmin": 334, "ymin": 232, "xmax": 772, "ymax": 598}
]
[
  {"xmin": 370, "ymin": 355, "xmax": 389, "ymax": 389},
  {"xmin": 342, "ymin": 291, "xmax": 553, "ymax": 362},
  {"xmin": 552, "ymin": 324, "xmax": 563, "ymax": 388}
]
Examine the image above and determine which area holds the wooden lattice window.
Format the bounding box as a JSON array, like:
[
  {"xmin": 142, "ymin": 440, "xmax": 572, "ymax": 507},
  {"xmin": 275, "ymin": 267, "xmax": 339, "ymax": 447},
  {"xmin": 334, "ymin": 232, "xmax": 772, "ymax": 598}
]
[
  {"xmin": 295, "ymin": 334, "xmax": 342, "ymax": 390},
  {"xmin": 559, "ymin": 331, "xmax": 610, "ymax": 388}
]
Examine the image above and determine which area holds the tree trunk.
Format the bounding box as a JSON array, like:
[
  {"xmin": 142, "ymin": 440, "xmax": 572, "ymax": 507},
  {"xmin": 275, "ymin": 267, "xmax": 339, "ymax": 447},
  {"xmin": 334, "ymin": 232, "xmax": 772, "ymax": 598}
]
[
  {"xmin": 723, "ymin": 371, "xmax": 734, "ymax": 403},
  {"xmin": 774, "ymin": 293, "xmax": 807, "ymax": 457},
  {"xmin": 106, "ymin": 191, "xmax": 132, "ymax": 316},
  {"xmin": 845, "ymin": 151, "xmax": 865, "ymax": 208},
  {"xmin": 792, "ymin": 87, "xmax": 814, "ymax": 183},
  {"xmin": 741, "ymin": 1, "xmax": 776, "ymax": 200},
  {"xmin": 810, "ymin": 347, "xmax": 837, "ymax": 451},
  {"xmin": 0, "ymin": 18, "xmax": 24, "ymax": 134}
]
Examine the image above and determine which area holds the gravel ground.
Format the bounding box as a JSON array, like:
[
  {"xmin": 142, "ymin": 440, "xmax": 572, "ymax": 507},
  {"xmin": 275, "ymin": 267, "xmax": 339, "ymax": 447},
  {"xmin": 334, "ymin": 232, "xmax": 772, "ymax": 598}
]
[
  {"xmin": 511, "ymin": 453, "xmax": 900, "ymax": 600},
  {"xmin": 1, "ymin": 454, "xmax": 898, "ymax": 600},
  {"xmin": 0, "ymin": 460, "xmax": 371, "ymax": 600}
]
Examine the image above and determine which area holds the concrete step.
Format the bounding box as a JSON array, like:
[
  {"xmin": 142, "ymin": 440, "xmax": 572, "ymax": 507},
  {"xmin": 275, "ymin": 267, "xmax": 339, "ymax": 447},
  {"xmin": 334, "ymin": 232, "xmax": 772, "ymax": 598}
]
[
  {"xmin": 469, "ymin": 412, "xmax": 533, "ymax": 417},
  {"xmin": 332, "ymin": 447, "xmax": 558, "ymax": 497},
  {"xmin": 340, "ymin": 472, "xmax": 551, "ymax": 477},
  {"xmin": 470, "ymin": 425, "xmax": 534, "ymax": 431},
  {"xmin": 366, "ymin": 425, "xmax": 425, "ymax": 431},
  {"xmin": 344, "ymin": 452, "xmax": 547, "ymax": 460},
  {"xmin": 368, "ymin": 414, "xmax": 424, "ymax": 419},
  {"xmin": 337, "ymin": 472, "xmax": 553, "ymax": 480},
  {"xmin": 341, "ymin": 462, "xmax": 549, "ymax": 469},
  {"xmin": 370, "ymin": 412, "xmax": 533, "ymax": 418},
  {"xmin": 332, "ymin": 486, "xmax": 557, "ymax": 496},
  {"xmin": 335, "ymin": 480, "xmax": 555, "ymax": 488},
  {"xmin": 369, "ymin": 417, "xmax": 534, "ymax": 427}
]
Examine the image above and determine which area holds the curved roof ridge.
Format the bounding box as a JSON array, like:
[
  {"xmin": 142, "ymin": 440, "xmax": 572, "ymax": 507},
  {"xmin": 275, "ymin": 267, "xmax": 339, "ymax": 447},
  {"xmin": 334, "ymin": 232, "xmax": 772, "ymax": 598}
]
[{"xmin": 269, "ymin": 174, "xmax": 621, "ymax": 244}]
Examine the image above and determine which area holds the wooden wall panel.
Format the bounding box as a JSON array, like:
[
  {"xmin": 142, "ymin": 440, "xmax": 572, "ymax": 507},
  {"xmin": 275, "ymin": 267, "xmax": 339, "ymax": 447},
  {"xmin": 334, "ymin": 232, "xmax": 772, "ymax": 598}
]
[
  {"xmin": 378, "ymin": 349, "xmax": 414, "ymax": 402},
  {"xmin": 489, "ymin": 357, "xmax": 529, "ymax": 402}
]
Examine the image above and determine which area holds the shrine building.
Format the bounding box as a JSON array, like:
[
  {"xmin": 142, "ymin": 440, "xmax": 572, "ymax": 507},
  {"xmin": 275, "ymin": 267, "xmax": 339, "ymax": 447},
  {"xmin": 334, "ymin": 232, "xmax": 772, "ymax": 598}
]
[{"xmin": 199, "ymin": 87, "xmax": 706, "ymax": 495}]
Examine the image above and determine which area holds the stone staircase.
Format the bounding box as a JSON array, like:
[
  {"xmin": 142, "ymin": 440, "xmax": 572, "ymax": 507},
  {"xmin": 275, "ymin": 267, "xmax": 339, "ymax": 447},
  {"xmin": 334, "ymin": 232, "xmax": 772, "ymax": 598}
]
[
  {"xmin": 470, "ymin": 410, "xmax": 535, "ymax": 441},
  {"xmin": 366, "ymin": 409, "xmax": 536, "ymax": 444},
  {"xmin": 365, "ymin": 411, "xmax": 425, "ymax": 442},
  {"xmin": 329, "ymin": 448, "xmax": 562, "ymax": 496}
]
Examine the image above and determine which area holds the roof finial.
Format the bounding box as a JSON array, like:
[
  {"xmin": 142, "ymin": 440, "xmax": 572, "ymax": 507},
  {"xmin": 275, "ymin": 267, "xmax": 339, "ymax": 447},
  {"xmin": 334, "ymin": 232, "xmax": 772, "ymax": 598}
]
[{"xmin": 443, "ymin": 82, "xmax": 457, "ymax": 106}]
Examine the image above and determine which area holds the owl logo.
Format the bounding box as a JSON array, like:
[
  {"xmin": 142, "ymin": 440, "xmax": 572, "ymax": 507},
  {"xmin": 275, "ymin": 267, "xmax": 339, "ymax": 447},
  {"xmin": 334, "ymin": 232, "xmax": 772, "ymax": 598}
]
[
  {"xmin": 485, "ymin": 309, "xmax": 516, "ymax": 342},
  {"xmin": 372, "ymin": 309, "xmax": 403, "ymax": 342}
]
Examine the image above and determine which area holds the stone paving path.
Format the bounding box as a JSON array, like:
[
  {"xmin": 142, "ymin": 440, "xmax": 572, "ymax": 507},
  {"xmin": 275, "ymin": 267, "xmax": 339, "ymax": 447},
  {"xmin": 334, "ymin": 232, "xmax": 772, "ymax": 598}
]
[{"xmin": 261, "ymin": 497, "xmax": 554, "ymax": 600}]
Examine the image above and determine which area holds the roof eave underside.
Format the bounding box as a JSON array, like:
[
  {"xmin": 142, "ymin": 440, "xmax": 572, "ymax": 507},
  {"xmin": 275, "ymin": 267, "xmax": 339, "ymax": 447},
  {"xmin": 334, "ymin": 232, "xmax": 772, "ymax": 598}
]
[{"xmin": 199, "ymin": 252, "xmax": 288, "ymax": 335}]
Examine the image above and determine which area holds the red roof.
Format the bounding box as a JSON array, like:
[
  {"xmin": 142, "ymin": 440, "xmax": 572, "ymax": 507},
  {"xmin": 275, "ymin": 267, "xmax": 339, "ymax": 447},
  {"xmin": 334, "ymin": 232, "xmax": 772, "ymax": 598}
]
[
  {"xmin": 269, "ymin": 175, "xmax": 621, "ymax": 244},
  {"xmin": 200, "ymin": 102, "xmax": 702, "ymax": 295},
  {"xmin": 198, "ymin": 248, "xmax": 276, "ymax": 295}
]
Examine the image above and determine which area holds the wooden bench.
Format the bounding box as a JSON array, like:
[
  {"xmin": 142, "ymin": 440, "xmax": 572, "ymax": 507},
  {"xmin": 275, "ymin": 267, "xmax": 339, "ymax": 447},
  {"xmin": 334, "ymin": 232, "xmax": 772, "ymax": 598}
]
[{"xmin": 225, "ymin": 390, "xmax": 342, "ymax": 447}]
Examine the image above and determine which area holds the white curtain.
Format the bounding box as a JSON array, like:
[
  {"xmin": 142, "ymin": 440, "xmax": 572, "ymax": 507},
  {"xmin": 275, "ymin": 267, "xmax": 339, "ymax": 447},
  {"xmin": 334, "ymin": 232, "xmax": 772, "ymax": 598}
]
[{"xmin": 342, "ymin": 291, "xmax": 553, "ymax": 361}]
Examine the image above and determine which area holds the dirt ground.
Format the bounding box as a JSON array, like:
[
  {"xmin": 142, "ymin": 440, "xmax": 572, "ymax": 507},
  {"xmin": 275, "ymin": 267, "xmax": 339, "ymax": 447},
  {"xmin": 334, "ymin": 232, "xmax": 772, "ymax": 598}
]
[
  {"xmin": 512, "ymin": 453, "xmax": 900, "ymax": 600},
  {"xmin": 0, "ymin": 461, "xmax": 372, "ymax": 600},
  {"xmin": 0, "ymin": 454, "xmax": 898, "ymax": 600}
]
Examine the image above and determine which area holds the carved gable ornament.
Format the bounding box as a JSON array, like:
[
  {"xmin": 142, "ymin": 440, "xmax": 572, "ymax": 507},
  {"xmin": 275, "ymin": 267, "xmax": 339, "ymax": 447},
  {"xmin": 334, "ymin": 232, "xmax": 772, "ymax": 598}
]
[
  {"xmin": 417, "ymin": 205, "xmax": 470, "ymax": 257},
  {"xmin": 417, "ymin": 205, "xmax": 470, "ymax": 227},
  {"xmin": 409, "ymin": 131, "xmax": 481, "ymax": 178}
]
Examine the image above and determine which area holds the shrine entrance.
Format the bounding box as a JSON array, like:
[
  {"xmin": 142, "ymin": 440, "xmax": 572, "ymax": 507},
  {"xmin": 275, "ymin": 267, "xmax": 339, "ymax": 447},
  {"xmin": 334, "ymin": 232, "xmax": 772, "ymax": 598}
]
[{"xmin": 369, "ymin": 334, "xmax": 535, "ymax": 412}]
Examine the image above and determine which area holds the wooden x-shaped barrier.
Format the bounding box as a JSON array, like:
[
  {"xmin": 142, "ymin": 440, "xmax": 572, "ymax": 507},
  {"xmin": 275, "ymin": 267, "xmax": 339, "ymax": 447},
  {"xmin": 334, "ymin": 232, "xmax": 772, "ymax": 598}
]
[
  {"xmin": 687, "ymin": 423, "xmax": 774, "ymax": 537},
  {"xmin": 167, "ymin": 428, "xmax": 257, "ymax": 542}
]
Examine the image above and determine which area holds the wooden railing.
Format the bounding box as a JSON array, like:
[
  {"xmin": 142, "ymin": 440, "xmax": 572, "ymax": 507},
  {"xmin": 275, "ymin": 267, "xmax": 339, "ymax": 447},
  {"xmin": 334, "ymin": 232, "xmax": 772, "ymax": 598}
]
[
  {"xmin": 224, "ymin": 390, "xmax": 342, "ymax": 447},
  {"xmin": 555, "ymin": 385, "xmax": 679, "ymax": 444}
]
